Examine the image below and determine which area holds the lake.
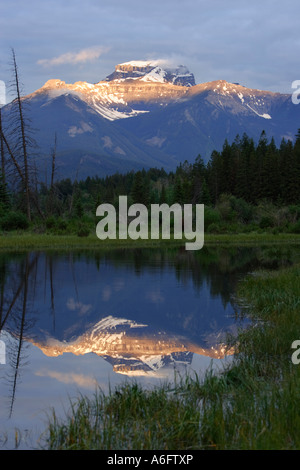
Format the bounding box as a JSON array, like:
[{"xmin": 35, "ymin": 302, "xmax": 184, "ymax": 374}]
[{"xmin": 0, "ymin": 244, "xmax": 298, "ymax": 449}]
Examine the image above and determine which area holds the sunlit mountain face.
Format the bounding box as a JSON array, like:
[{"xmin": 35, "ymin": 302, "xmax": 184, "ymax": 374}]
[
  {"xmin": 31, "ymin": 314, "xmax": 233, "ymax": 377},
  {"xmin": 1, "ymin": 60, "xmax": 298, "ymax": 180}
]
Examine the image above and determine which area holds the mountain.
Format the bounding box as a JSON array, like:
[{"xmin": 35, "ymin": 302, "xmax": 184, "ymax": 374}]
[
  {"xmin": 2, "ymin": 60, "xmax": 299, "ymax": 180},
  {"xmin": 26, "ymin": 314, "xmax": 232, "ymax": 378},
  {"xmin": 104, "ymin": 60, "xmax": 196, "ymax": 87}
]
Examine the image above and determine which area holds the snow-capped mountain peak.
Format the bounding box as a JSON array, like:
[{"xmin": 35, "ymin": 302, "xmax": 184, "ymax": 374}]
[
  {"xmin": 105, "ymin": 60, "xmax": 196, "ymax": 87},
  {"xmin": 6, "ymin": 58, "xmax": 298, "ymax": 180}
]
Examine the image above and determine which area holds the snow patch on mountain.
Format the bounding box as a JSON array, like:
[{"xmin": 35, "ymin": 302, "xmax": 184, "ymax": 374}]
[
  {"xmin": 246, "ymin": 103, "xmax": 272, "ymax": 119},
  {"xmin": 91, "ymin": 97, "xmax": 149, "ymax": 121},
  {"xmin": 140, "ymin": 67, "xmax": 167, "ymax": 83},
  {"xmin": 92, "ymin": 315, "xmax": 148, "ymax": 332},
  {"xmin": 68, "ymin": 121, "xmax": 93, "ymax": 137},
  {"xmin": 107, "ymin": 60, "xmax": 196, "ymax": 87}
]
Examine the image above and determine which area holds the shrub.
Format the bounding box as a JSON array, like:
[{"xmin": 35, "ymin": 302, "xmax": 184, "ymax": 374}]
[
  {"xmin": 0, "ymin": 211, "xmax": 29, "ymax": 231},
  {"xmin": 57, "ymin": 218, "xmax": 67, "ymax": 231},
  {"xmin": 290, "ymin": 220, "xmax": 300, "ymax": 234},
  {"xmin": 288, "ymin": 205, "xmax": 300, "ymax": 223},
  {"xmin": 216, "ymin": 194, "xmax": 237, "ymax": 222},
  {"xmin": 230, "ymin": 196, "xmax": 253, "ymax": 223},
  {"xmin": 242, "ymin": 223, "xmax": 259, "ymax": 233},
  {"xmin": 206, "ymin": 222, "xmax": 221, "ymax": 233},
  {"xmin": 77, "ymin": 223, "xmax": 90, "ymax": 237},
  {"xmin": 45, "ymin": 216, "xmax": 57, "ymax": 230},
  {"xmin": 204, "ymin": 206, "xmax": 221, "ymax": 227},
  {"xmin": 259, "ymin": 216, "xmax": 273, "ymax": 229}
]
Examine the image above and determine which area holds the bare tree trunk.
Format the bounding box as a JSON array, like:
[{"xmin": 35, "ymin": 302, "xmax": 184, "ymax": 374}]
[
  {"xmin": 0, "ymin": 129, "xmax": 44, "ymax": 219},
  {"xmin": 11, "ymin": 48, "xmax": 31, "ymax": 221},
  {"xmin": 0, "ymin": 127, "xmax": 26, "ymax": 184}
]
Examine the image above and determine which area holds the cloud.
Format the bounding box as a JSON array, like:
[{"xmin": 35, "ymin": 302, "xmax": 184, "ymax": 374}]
[
  {"xmin": 146, "ymin": 289, "xmax": 165, "ymax": 304},
  {"xmin": 37, "ymin": 45, "xmax": 110, "ymax": 67},
  {"xmin": 67, "ymin": 297, "xmax": 92, "ymax": 316},
  {"xmin": 36, "ymin": 369, "xmax": 97, "ymax": 389},
  {"xmin": 102, "ymin": 286, "xmax": 112, "ymax": 302}
]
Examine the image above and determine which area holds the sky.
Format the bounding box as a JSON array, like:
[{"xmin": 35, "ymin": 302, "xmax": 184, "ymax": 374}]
[{"xmin": 1, "ymin": 0, "xmax": 299, "ymax": 101}]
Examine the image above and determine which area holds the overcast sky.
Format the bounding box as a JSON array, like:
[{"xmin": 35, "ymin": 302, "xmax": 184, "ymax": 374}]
[{"xmin": 1, "ymin": 0, "xmax": 299, "ymax": 100}]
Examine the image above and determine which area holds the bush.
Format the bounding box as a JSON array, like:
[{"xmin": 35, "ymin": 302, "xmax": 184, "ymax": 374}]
[
  {"xmin": 77, "ymin": 223, "xmax": 90, "ymax": 237},
  {"xmin": 259, "ymin": 216, "xmax": 273, "ymax": 229},
  {"xmin": 206, "ymin": 222, "xmax": 221, "ymax": 233},
  {"xmin": 288, "ymin": 205, "xmax": 300, "ymax": 223},
  {"xmin": 242, "ymin": 223, "xmax": 259, "ymax": 233},
  {"xmin": 204, "ymin": 206, "xmax": 221, "ymax": 227},
  {"xmin": 0, "ymin": 211, "xmax": 29, "ymax": 231},
  {"xmin": 215, "ymin": 194, "xmax": 237, "ymax": 223},
  {"xmin": 45, "ymin": 216, "xmax": 68, "ymax": 234},
  {"xmin": 57, "ymin": 218, "xmax": 68, "ymax": 231},
  {"xmin": 290, "ymin": 220, "xmax": 300, "ymax": 234},
  {"xmin": 45, "ymin": 216, "xmax": 57, "ymax": 230},
  {"xmin": 230, "ymin": 196, "xmax": 253, "ymax": 223}
]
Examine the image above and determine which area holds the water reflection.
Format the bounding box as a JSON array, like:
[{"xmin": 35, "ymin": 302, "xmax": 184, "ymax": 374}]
[{"xmin": 0, "ymin": 245, "xmax": 298, "ymax": 423}]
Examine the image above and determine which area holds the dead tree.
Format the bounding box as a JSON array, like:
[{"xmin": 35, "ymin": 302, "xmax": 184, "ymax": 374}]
[
  {"xmin": 10, "ymin": 48, "xmax": 31, "ymax": 220},
  {"xmin": 0, "ymin": 49, "xmax": 44, "ymax": 219}
]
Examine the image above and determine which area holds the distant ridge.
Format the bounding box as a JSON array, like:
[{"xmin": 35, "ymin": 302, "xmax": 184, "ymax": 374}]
[{"xmin": 1, "ymin": 60, "xmax": 299, "ymax": 179}]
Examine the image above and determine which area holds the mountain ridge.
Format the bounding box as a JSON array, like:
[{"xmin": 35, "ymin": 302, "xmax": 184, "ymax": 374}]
[{"xmin": 2, "ymin": 60, "xmax": 299, "ymax": 179}]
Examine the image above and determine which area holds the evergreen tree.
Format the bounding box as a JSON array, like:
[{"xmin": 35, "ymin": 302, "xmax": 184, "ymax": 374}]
[
  {"xmin": 159, "ymin": 184, "xmax": 167, "ymax": 204},
  {"xmin": 200, "ymin": 178, "xmax": 211, "ymax": 205},
  {"xmin": 131, "ymin": 171, "xmax": 149, "ymax": 206},
  {"xmin": 206, "ymin": 150, "xmax": 223, "ymax": 204},
  {"xmin": 173, "ymin": 175, "xmax": 184, "ymax": 204}
]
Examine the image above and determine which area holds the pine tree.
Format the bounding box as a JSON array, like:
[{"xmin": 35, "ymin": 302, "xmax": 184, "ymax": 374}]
[
  {"xmin": 131, "ymin": 171, "xmax": 149, "ymax": 206},
  {"xmin": 159, "ymin": 184, "xmax": 167, "ymax": 204},
  {"xmin": 206, "ymin": 150, "xmax": 223, "ymax": 204},
  {"xmin": 173, "ymin": 175, "xmax": 184, "ymax": 205}
]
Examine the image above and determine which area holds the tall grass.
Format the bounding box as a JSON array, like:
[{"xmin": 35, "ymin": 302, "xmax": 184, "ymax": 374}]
[
  {"xmin": 45, "ymin": 263, "xmax": 300, "ymax": 450},
  {"xmin": 0, "ymin": 231, "xmax": 299, "ymax": 252}
]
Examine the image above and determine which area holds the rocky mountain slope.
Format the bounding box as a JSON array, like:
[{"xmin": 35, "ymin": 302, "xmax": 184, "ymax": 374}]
[{"xmin": 2, "ymin": 60, "xmax": 299, "ymax": 179}]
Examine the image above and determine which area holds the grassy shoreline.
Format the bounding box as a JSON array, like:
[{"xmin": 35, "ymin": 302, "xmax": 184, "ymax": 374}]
[
  {"xmin": 44, "ymin": 261, "xmax": 300, "ymax": 450},
  {"xmin": 0, "ymin": 231, "xmax": 300, "ymax": 251}
]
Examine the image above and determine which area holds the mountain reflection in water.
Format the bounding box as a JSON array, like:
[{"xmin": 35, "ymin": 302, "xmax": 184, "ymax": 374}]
[{"xmin": 0, "ymin": 245, "xmax": 297, "ymax": 420}]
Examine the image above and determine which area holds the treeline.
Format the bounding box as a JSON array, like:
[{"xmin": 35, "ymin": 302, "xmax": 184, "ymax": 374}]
[
  {"xmin": 2, "ymin": 128, "xmax": 300, "ymax": 236},
  {"xmin": 39, "ymin": 130, "xmax": 300, "ymax": 207},
  {"xmin": 1, "ymin": 129, "xmax": 300, "ymax": 235}
]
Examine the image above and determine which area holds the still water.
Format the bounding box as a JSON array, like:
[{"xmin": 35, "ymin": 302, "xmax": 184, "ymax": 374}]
[{"xmin": 0, "ymin": 244, "xmax": 298, "ymax": 449}]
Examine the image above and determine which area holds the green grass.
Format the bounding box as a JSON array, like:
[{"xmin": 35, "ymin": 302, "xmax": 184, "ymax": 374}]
[
  {"xmin": 0, "ymin": 231, "xmax": 299, "ymax": 251},
  {"xmin": 44, "ymin": 262, "xmax": 300, "ymax": 450}
]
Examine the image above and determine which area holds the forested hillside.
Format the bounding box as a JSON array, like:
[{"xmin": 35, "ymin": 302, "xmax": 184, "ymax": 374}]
[{"xmin": 1, "ymin": 129, "xmax": 300, "ymax": 236}]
